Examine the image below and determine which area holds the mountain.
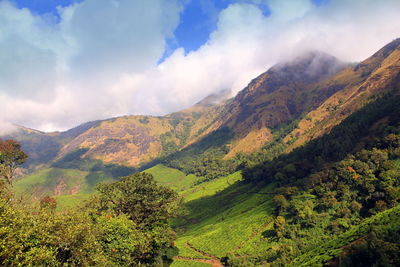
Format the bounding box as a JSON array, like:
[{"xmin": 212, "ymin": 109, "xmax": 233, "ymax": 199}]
[
  {"xmin": 4, "ymin": 51, "xmax": 349, "ymax": 172},
  {"xmin": 170, "ymin": 40, "xmax": 400, "ymax": 266},
  {"xmin": 6, "ymin": 38, "xmax": 400, "ymax": 198},
  {"xmin": 3, "ymin": 39, "xmax": 400, "ymax": 266},
  {"xmin": 207, "ymin": 51, "xmax": 348, "ymax": 156},
  {"xmin": 2, "ymin": 120, "xmax": 103, "ymax": 172}
]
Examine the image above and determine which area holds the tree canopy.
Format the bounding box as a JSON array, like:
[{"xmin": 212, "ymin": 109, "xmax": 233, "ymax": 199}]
[{"xmin": 0, "ymin": 139, "xmax": 27, "ymax": 185}]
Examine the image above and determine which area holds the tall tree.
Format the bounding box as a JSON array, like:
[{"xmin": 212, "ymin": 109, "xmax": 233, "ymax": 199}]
[{"xmin": 0, "ymin": 139, "xmax": 27, "ymax": 185}]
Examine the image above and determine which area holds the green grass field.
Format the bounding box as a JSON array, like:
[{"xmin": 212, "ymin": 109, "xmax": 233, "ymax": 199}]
[
  {"xmin": 180, "ymin": 171, "xmax": 242, "ymax": 202},
  {"xmin": 14, "ymin": 168, "xmax": 89, "ymax": 197},
  {"xmin": 172, "ymin": 177, "xmax": 276, "ymax": 261},
  {"xmin": 55, "ymin": 194, "xmax": 92, "ymax": 210},
  {"xmin": 14, "ymin": 167, "xmax": 116, "ymax": 209},
  {"xmin": 143, "ymin": 164, "xmax": 204, "ymax": 192}
]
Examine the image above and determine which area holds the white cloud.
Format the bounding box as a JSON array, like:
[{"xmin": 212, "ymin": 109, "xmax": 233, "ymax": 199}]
[{"xmin": 1, "ymin": 0, "xmax": 400, "ymax": 132}]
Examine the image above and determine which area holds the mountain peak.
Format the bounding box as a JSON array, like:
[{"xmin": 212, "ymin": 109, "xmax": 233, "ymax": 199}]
[
  {"xmin": 271, "ymin": 50, "xmax": 346, "ymax": 84},
  {"xmin": 194, "ymin": 89, "xmax": 232, "ymax": 107},
  {"xmin": 372, "ymin": 37, "xmax": 400, "ymax": 58}
]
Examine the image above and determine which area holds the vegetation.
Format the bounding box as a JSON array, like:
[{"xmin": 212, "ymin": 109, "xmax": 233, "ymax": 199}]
[
  {"xmin": 0, "ymin": 146, "xmax": 181, "ymax": 266},
  {"xmin": 164, "ymin": 128, "xmax": 238, "ymax": 181},
  {"xmin": 170, "ymin": 92, "xmax": 400, "ymax": 266},
  {"xmin": 4, "ymin": 40, "xmax": 400, "ymax": 266},
  {"xmin": 0, "ymin": 139, "xmax": 27, "ymax": 185},
  {"xmin": 143, "ymin": 164, "xmax": 204, "ymax": 192}
]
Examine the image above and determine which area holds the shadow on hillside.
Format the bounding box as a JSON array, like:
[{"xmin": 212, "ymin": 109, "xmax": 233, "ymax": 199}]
[
  {"xmin": 138, "ymin": 127, "xmax": 235, "ymax": 172},
  {"xmin": 241, "ymin": 92, "xmax": 400, "ymax": 185}
]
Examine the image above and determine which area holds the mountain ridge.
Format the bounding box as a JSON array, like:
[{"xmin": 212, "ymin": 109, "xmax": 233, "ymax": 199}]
[{"xmin": 5, "ymin": 39, "xmax": 400, "ymax": 177}]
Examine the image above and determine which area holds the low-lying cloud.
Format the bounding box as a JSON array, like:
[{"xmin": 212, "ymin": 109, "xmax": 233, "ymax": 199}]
[{"xmin": 1, "ymin": 0, "xmax": 400, "ymax": 132}]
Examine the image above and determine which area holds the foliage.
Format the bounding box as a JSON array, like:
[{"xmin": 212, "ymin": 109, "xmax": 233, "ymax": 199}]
[
  {"xmin": 171, "ymin": 93, "xmax": 400, "ymax": 266},
  {"xmin": 0, "ymin": 139, "xmax": 27, "ymax": 185},
  {"xmin": 1, "ymin": 151, "xmax": 181, "ymax": 266},
  {"xmin": 0, "ymin": 200, "xmax": 107, "ymax": 266},
  {"xmin": 92, "ymin": 172, "xmax": 181, "ymax": 228},
  {"xmin": 164, "ymin": 128, "xmax": 236, "ymax": 181}
]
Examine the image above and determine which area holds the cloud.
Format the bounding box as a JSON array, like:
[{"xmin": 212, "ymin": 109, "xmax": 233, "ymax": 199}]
[
  {"xmin": 0, "ymin": 0, "xmax": 182, "ymax": 131},
  {"xmin": 1, "ymin": 0, "xmax": 400, "ymax": 132}
]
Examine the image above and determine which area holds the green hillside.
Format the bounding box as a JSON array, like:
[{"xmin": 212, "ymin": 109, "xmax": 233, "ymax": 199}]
[
  {"xmin": 143, "ymin": 164, "xmax": 204, "ymax": 192},
  {"xmin": 169, "ymin": 91, "xmax": 400, "ymax": 266},
  {"xmin": 3, "ymin": 39, "xmax": 400, "ymax": 266},
  {"xmin": 15, "ymin": 168, "xmax": 89, "ymax": 197}
]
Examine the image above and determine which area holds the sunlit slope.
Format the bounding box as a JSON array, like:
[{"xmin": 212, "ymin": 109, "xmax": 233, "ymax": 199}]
[
  {"xmin": 172, "ymin": 180, "xmax": 276, "ymax": 261},
  {"xmin": 171, "ymin": 86, "xmax": 400, "ymax": 266},
  {"xmin": 14, "ymin": 168, "xmax": 89, "ymax": 199},
  {"xmin": 143, "ymin": 164, "xmax": 203, "ymax": 192},
  {"xmin": 282, "ymin": 38, "xmax": 400, "ymax": 154},
  {"xmin": 56, "ymin": 101, "xmax": 227, "ymax": 168}
]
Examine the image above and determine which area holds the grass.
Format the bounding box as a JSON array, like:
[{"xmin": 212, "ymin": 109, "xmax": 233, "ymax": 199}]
[
  {"xmin": 174, "ymin": 239, "xmax": 211, "ymax": 259},
  {"xmin": 55, "ymin": 194, "xmax": 92, "ymax": 211},
  {"xmin": 14, "ymin": 167, "xmax": 116, "ymax": 209},
  {"xmin": 14, "ymin": 168, "xmax": 88, "ymax": 198},
  {"xmin": 143, "ymin": 164, "xmax": 204, "ymax": 192},
  {"xmin": 180, "ymin": 171, "xmax": 243, "ymax": 202},
  {"xmin": 173, "ymin": 181, "xmax": 276, "ymax": 257}
]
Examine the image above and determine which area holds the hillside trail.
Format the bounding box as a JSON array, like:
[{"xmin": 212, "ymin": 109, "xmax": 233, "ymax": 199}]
[{"xmin": 173, "ymin": 242, "xmax": 224, "ymax": 267}]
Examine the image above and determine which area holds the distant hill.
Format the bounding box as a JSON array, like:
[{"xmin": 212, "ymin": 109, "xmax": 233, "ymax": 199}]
[{"xmin": 5, "ymin": 38, "xmax": 400, "ymax": 199}]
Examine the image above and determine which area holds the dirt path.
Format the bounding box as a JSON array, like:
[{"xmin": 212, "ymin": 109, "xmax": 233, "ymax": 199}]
[{"xmin": 173, "ymin": 242, "xmax": 224, "ymax": 267}]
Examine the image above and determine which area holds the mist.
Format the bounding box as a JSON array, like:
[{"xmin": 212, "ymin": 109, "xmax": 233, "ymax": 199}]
[{"xmin": 1, "ymin": 0, "xmax": 400, "ymax": 133}]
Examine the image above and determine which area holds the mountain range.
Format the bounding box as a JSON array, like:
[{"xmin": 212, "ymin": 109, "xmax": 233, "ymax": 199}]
[
  {"xmin": 7, "ymin": 38, "xmax": 400, "ymax": 172},
  {"xmin": 3, "ymin": 38, "xmax": 400, "ymax": 266}
]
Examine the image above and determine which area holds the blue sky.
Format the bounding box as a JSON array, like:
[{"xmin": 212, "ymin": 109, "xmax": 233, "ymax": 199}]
[
  {"xmin": 1, "ymin": 0, "xmax": 400, "ymax": 132},
  {"xmin": 10, "ymin": 0, "xmax": 325, "ymax": 57},
  {"xmin": 11, "ymin": 0, "xmax": 80, "ymax": 15}
]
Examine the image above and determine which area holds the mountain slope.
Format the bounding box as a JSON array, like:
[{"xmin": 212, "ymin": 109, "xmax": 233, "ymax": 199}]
[
  {"xmin": 1, "ymin": 120, "xmax": 102, "ymax": 172},
  {"xmin": 205, "ymin": 51, "xmax": 348, "ymax": 156},
  {"xmin": 4, "ymin": 51, "xmax": 349, "ymax": 172},
  {"xmin": 282, "ymin": 38, "xmax": 400, "ymax": 153},
  {"xmin": 172, "ymin": 85, "xmax": 400, "ymax": 266},
  {"xmin": 8, "ymin": 39, "xmax": 400, "ymax": 202}
]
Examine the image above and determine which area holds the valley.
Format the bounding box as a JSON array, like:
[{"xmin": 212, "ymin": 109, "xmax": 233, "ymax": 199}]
[{"xmin": 3, "ymin": 38, "xmax": 400, "ymax": 266}]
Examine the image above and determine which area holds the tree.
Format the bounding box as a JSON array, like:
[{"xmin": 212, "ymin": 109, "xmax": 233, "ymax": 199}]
[
  {"xmin": 90, "ymin": 172, "xmax": 181, "ymax": 265},
  {"xmin": 92, "ymin": 172, "xmax": 181, "ymax": 228},
  {"xmin": 0, "ymin": 139, "xmax": 27, "ymax": 185}
]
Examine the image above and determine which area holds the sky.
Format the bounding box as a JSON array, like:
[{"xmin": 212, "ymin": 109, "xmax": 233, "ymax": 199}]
[{"xmin": 1, "ymin": 0, "xmax": 400, "ymax": 133}]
